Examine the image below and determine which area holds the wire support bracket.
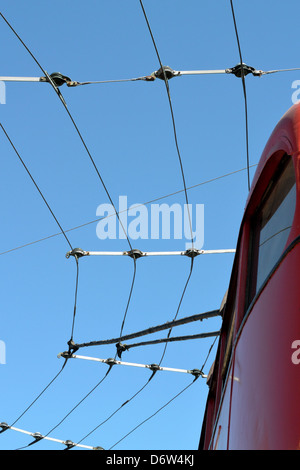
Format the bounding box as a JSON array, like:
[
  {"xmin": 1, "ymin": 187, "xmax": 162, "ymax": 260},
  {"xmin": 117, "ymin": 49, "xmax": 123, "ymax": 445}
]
[
  {"xmin": 2, "ymin": 63, "xmax": 300, "ymax": 87},
  {"xmin": 57, "ymin": 354, "xmax": 207, "ymax": 378},
  {"xmin": 65, "ymin": 247, "xmax": 236, "ymax": 259},
  {"xmin": 0, "ymin": 422, "xmax": 103, "ymax": 450}
]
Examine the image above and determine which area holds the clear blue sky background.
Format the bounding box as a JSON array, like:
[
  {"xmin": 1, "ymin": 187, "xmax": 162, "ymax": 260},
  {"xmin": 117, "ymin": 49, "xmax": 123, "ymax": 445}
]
[{"xmin": 0, "ymin": 0, "xmax": 299, "ymax": 451}]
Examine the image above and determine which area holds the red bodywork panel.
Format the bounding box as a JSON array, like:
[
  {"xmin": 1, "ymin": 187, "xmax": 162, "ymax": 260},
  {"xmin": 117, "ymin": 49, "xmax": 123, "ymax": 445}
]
[{"xmin": 200, "ymin": 104, "xmax": 300, "ymax": 450}]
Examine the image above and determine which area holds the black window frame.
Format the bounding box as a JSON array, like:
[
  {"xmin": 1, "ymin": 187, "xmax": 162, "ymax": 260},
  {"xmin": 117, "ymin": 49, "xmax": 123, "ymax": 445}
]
[{"xmin": 246, "ymin": 155, "xmax": 296, "ymax": 310}]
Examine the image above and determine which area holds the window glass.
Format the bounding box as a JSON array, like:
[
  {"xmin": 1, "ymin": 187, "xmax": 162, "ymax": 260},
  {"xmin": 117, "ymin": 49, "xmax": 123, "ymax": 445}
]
[{"xmin": 251, "ymin": 158, "xmax": 296, "ymax": 298}]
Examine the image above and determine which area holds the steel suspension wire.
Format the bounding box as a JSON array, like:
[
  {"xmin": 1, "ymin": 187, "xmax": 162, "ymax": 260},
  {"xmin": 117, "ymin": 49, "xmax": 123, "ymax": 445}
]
[
  {"xmin": 0, "ymin": 9, "xmax": 138, "ymax": 362},
  {"xmin": 107, "ymin": 335, "xmax": 218, "ymax": 450},
  {"xmin": 71, "ymin": 260, "xmax": 199, "ymax": 447},
  {"xmin": 0, "ymin": 11, "xmax": 133, "ymax": 252},
  {"xmin": 7, "ymin": 359, "xmax": 68, "ymax": 429},
  {"xmin": 138, "ymin": 0, "xmax": 194, "ymax": 249},
  {"xmin": 158, "ymin": 257, "xmax": 195, "ymax": 366},
  {"xmin": 75, "ymin": 370, "xmax": 157, "ymax": 447},
  {"xmin": 0, "ymin": 123, "xmax": 73, "ymax": 252},
  {"xmin": 0, "ymin": 10, "xmax": 191, "ymax": 445},
  {"xmin": 0, "ymin": 121, "xmax": 80, "ymax": 362},
  {"xmin": 0, "ymin": 123, "xmax": 84, "ymax": 429},
  {"xmin": 137, "ymin": 0, "xmax": 198, "ymax": 367},
  {"xmin": 109, "ymin": 378, "xmax": 198, "ymax": 450},
  {"xmin": 42, "ymin": 365, "xmax": 114, "ymax": 442},
  {"xmin": 229, "ymin": 0, "xmax": 251, "ymax": 192},
  {"xmin": 118, "ymin": 257, "xmax": 137, "ymax": 340},
  {"xmin": 46, "ymin": 257, "xmax": 195, "ymax": 441}
]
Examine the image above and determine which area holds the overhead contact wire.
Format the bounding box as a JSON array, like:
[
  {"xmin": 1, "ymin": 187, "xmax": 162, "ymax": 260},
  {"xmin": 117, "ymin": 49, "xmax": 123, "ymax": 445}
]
[
  {"xmin": 0, "ymin": 124, "xmax": 82, "ymax": 428},
  {"xmin": 0, "ymin": 123, "xmax": 73, "ymax": 251},
  {"xmin": 138, "ymin": 0, "xmax": 196, "ymax": 367},
  {"xmin": 229, "ymin": 0, "xmax": 251, "ymax": 191},
  {"xmin": 138, "ymin": 0, "xmax": 194, "ymax": 248},
  {"xmin": 108, "ymin": 335, "xmax": 218, "ymax": 450},
  {"xmin": 0, "ymin": 11, "xmax": 133, "ymax": 252},
  {"xmin": 0, "ymin": 10, "xmax": 137, "ymax": 346}
]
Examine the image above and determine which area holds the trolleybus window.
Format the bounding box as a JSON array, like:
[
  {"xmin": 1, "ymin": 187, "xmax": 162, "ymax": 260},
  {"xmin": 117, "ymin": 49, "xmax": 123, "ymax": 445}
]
[{"xmin": 249, "ymin": 157, "xmax": 296, "ymax": 303}]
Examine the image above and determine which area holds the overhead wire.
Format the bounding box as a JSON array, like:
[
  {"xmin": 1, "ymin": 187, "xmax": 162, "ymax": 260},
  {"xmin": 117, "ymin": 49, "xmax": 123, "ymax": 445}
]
[
  {"xmin": 67, "ymin": 2, "xmax": 229, "ymax": 448},
  {"xmin": 0, "ymin": 10, "xmax": 141, "ymax": 446},
  {"xmin": 137, "ymin": 0, "xmax": 201, "ymax": 370},
  {"xmin": 109, "ymin": 377, "xmax": 198, "ymax": 450},
  {"xmin": 0, "ymin": 1, "xmax": 260, "ymax": 450},
  {"xmin": 39, "ymin": 255, "xmax": 196, "ymax": 444},
  {"xmin": 107, "ymin": 335, "xmax": 218, "ymax": 450},
  {"xmin": 41, "ymin": 364, "xmax": 113, "ymax": 442},
  {"xmin": 0, "ymin": 123, "xmax": 73, "ymax": 252},
  {"xmin": 0, "ymin": 10, "xmax": 139, "ymax": 373},
  {"xmin": 229, "ymin": 0, "xmax": 251, "ymax": 192},
  {"xmin": 0, "ymin": 11, "xmax": 137, "ymax": 442},
  {"xmin": 3, "ymin": 2, "xmax": 229, "ymax": 448},
  {"xmin": 73, "ymin": 334, "xmax": 218, "ymax": 449},
  {"xmin": 0, "ymin": 123, "xmax": 80, "ymax": 427},
  {"xmin": 0, "ymin": 163, "xmax": 258, "ymax": 258},
  {"xmin": 0, "ymin": 11, "xmax": 132, "ymax": 253},
  {"xmin": 7, "ymin": 361, "xmax": 67, "ymax": 430},
  {"xmin": 138, "ymin": 0, "xmax": 194, "ymax": 249}
]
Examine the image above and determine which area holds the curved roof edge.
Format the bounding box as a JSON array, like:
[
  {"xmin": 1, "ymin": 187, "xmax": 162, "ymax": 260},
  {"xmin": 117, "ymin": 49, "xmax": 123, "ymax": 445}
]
[{"xmin": 247, "ymin": 103, "xmax": 300, "ymax": 204}]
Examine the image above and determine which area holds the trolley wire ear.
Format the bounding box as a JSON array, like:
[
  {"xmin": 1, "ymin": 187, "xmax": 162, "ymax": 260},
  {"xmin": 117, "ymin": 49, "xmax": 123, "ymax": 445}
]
[
  {"xmin": 0, "ymin": 422, "xmax": 9, "ymax": 434},
  {"xmin": 154, "ymin": 65, "xmax": 180, "ymax": 80},
  {"xmin": 65, "ymin": 247, "xmax": 88, "ymax": 259},
  {"xmin": 116, "ymin": 342, "xmax": 129, "ymax": 358},
  {"xmin": 43, "ymin": 72, "xmax": 72, "ymax": 87},
  {"xmin": 125, "ymin": 249, "xmax": 145, "ymax": 259},
  {"xmin": 226, "ymin": 62, "xmax": 260, "ymax": 77},
  {"xmin": 63, "ymin": 440, "xmax": 76, "ymax": 451},
  {"xmin": 25, "ymin": 432, "xmax": 44, "ymax": 448}
]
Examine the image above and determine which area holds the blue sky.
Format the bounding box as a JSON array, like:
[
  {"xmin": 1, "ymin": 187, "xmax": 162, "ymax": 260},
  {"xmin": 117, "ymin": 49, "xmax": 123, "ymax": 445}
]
[{"xmin": 0, "ymin": 0, "xmax": 299, "ymax": 450}]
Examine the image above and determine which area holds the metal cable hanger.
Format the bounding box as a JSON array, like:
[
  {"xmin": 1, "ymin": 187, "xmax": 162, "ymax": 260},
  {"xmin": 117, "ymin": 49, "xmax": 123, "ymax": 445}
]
[
  {"xmin": 1, "ymin": 64, "xmax": 300, "ymax": 86},
  {"xmin": 0, "ymin": 423, "xmax": 102, "ymax": 450}
]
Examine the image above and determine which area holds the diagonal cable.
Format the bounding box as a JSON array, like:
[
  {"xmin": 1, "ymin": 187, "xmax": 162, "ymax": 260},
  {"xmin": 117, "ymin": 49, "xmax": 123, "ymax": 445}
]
[{"xmin": 0, "ymin": 123, "xmax": 73, "ymax": 251}]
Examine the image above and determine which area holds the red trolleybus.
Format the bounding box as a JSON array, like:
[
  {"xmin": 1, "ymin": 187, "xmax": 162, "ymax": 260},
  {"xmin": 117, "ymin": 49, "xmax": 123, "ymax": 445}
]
[{"xmin": 199, "ymin": 104, "xmax": 300, "ymax": 450}]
